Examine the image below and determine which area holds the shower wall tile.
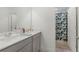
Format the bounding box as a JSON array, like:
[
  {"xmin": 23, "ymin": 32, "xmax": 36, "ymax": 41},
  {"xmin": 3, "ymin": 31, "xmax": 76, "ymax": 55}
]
[{"xmin": 56, "ymin": 13, "xmax": 68, "ymax": 41}]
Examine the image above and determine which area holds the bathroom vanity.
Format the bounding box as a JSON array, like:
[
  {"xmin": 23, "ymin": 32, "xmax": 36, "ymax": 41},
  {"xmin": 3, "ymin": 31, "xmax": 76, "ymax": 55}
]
[
  {"xmin": 0, "ymin": 7, "xmax": 41, "ymax": 52},
  {"xmin": 0, "ymin": 31, "xmax": 41, "ymax": 52}
]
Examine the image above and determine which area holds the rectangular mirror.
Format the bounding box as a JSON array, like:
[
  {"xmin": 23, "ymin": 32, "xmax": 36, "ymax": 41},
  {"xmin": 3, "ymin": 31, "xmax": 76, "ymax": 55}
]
[{"xmin": 0, "ymin": 7, "xmax": 32, "ymax": 33}]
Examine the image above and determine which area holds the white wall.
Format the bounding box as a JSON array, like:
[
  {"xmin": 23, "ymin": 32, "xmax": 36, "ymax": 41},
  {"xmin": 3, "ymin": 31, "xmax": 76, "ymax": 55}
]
[
  {"xmin": 77, "ymin": 8, "xmax": 79, "ymax": 37},
  {"xmin": 0, "ymin": 7, "xmax": 9, "ymax": 33},
  {"xmin": 68, "ymin": 7, "xmax": 76, "ymax": 52},
  {"xmin": 15, "ymin": 7, "xmax": 32, "ymax": 30},
  {"xmin": 77, "ymin": 8, "xmax": 79, "ymax": 52},
  {"xmin": 32, "ymin": 7, "xmax": 56, "ymax": 52}
]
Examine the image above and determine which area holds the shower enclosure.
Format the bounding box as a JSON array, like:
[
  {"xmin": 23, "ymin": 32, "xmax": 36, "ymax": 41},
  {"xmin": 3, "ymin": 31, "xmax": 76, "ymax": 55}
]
[{"xmin": 56, "ymin": 12, "xmax": 68, "ymax": 41}]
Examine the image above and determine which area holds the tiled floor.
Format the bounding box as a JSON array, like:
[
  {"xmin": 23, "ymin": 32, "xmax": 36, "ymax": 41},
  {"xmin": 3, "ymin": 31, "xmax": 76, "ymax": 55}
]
[
  {"xmin": 56, "ymin": 47, "xmax": 72, "ymax": 52},
  {"xmin": 56, "ymin": 40, "xmax": 72, "ymax": 52}
]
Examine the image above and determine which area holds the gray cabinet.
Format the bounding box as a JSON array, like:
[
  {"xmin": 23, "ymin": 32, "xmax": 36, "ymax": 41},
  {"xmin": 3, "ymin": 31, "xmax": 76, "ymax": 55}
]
[
  {"xmin": 18, "ymin": 42, "xmax": 33, "ymax": 52},
  {"xmin": 0, "ymin": 32, "xmax": 41, "ymax": 52},
  {"xmin": 33, "ymin": 33, "xmax": 41, "ymax": 52},
  {"xmin": 0, "ymin": 37, "xmax": 32, "ymax": 52}
]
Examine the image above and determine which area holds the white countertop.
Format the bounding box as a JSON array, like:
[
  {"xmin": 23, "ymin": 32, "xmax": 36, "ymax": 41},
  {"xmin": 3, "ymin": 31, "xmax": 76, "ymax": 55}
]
[{"xmin": 0, "ymin": 31, "xmax": 41, "ymax": 51}]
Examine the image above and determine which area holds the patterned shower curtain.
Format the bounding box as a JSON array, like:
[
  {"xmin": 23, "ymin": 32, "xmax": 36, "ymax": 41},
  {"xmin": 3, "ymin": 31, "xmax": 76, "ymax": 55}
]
[{"xmin": 56, "ymin": 12, "xmax": 68, "ymax": 41}]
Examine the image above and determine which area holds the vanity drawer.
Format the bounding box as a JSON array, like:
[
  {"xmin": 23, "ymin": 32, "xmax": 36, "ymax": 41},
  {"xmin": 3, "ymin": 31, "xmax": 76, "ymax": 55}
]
[
  {"xmin": 0, "ymin": 37, "xmax": 32, "ymax": 52},
  {"xmin": 18, "ymin": 42, "xmax": 33, "ymax": 52}
]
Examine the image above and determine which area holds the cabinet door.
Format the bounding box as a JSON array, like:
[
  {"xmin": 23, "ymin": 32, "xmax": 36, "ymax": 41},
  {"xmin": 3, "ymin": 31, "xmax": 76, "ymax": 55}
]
[
  {"xmin": 18, "ymin": 42, "xmax": 33, "ymax": 52},
  {"xmin": 0, "ymin": 37, "xmax": 32, "ymax": 52},
  {"xmin": 0, "ymin": 41, "xmax": 26, "ymax": 52},
  {"xmin": 33, "ymin": 33, "xmax": 41, "ymax": 52}
]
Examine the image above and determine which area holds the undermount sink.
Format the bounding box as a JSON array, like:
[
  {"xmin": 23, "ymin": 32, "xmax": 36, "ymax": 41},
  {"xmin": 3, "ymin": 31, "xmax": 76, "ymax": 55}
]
[
  {"xmin": 0, "ymin": 32, "xmax": 32, "ymax": 42},
  {"xmin": 6, "ymin": 32, "xmax": 32, "ymax": 36},
  {"xmin": 0, "ymin": 32, "xmax": 20, "ymax": 42},
  {"xmin": 0, "ymin": 36, "xmax": 12, "ymax": 42},
  {"xmin": 0, "ymin": 36, "xmax": 5, "ymax": 39},
  {"xmin": 4, "ymin": 32, "xmax": 20, "ymax": 37},
  {"xmin": 20, "ymin": 32, "xmax": 32, "ymax": 36}
]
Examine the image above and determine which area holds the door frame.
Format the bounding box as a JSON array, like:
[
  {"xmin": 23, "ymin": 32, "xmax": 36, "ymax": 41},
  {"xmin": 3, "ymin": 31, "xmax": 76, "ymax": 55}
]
[{"xmin": 76, "ymin": 7, "xmax": 78, "ymax": 52}]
